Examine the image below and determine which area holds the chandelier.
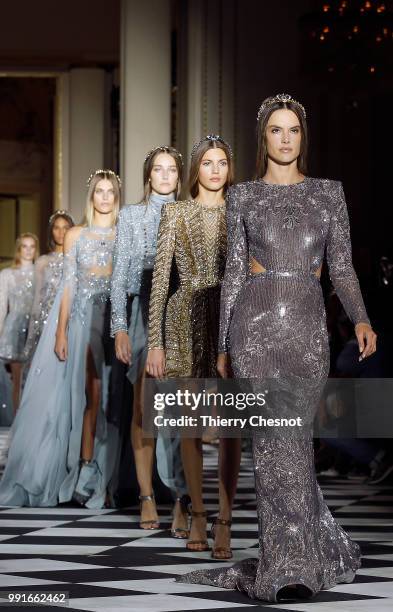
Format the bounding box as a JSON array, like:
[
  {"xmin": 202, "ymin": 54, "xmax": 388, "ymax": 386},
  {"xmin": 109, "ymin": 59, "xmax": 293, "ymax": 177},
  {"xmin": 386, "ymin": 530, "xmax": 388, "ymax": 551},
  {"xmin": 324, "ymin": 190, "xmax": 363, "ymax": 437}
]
[{"xmin": 300, "ymin": 1, "xmax": 393, "ymax": 78}]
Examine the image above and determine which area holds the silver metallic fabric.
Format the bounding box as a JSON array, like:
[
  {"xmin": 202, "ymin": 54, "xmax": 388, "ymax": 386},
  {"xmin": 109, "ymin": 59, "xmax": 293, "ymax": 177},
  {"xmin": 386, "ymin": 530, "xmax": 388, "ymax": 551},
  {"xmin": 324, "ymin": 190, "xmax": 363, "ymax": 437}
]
[
  {"xmin": 176, "ymin": 177, "xmax": 368, "ymax": 601},
  {"xmin": 110, "ymin": 193, "xmax": 175, "ymax": 335}
]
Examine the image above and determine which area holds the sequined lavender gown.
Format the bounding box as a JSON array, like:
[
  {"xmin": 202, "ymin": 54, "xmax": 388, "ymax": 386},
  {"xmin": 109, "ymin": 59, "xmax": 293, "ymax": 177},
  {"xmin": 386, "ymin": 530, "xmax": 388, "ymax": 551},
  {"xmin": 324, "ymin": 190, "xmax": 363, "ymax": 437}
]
[
  {"xmin": 177, "ymin": 178, "xmax": 370, "ymax": 601},
  {"xmin": 0, "ymin": 226, "xmax": 117, "ymax": 508}
]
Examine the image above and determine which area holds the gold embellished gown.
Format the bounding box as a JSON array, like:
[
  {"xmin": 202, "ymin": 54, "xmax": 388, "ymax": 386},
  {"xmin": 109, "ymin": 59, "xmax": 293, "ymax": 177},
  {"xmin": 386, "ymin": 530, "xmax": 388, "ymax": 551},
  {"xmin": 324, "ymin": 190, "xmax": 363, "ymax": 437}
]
[{"xmin": 148, "ymin": 200, "xmax": 226, "ymax": 377}]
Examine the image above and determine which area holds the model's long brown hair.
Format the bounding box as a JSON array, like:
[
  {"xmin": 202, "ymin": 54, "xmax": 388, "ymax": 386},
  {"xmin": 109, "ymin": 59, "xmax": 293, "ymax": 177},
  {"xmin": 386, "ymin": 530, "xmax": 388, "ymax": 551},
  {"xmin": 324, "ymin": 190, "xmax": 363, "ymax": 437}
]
[
  {"xmin": 141, "ymin": 146, "xmax": 183, "ymax": 203},
  {"xmin": 48, "ymin": 211, "xmax": 75, "ymax": 251},
  {"xmin": 189, "ymin": 138, "xmax": 234, "ymax": 199},
  {"xmin": 256, "ymin": 100, "xmax": 308, "ymax": 179},
  {"xmin": 13, "ymin": 232, "xmax": 39, "ymax": 267}
]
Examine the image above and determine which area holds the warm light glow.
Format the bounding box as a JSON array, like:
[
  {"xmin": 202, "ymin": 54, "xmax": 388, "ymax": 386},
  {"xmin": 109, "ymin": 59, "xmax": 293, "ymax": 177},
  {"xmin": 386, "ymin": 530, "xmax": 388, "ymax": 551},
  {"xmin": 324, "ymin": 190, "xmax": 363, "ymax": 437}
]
[
  {"xmin": 323, "ymin": 26, "xmax": 330, "ymax": 33},
  {"xmin": 365, "ymin": 1, "xmax": 372, "ymax": 8},
  {"xmin": 376, "ymin": 35, "xmax": 382, "ymax": 42},
  {"xmin": 320, "ymin": 34, "xmax": 325, "ymax": 40},
  {"xmin": 323, "ymin": 4, "xmax": 330, "ymax": 11},
  {"xmin": 353, "ymin": 25, "xmax": 359, "ymax": 33},
  {"xmin": 370, "ymin": 66, "xmax": 375, "ymax": 72}
]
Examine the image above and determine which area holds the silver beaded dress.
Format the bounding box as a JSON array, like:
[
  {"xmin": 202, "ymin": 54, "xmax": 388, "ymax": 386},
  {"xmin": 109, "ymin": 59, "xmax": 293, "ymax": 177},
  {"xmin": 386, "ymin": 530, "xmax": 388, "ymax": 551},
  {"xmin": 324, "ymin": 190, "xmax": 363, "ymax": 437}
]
[
  {"xmin": 177, "ymin": 178, "xmax": 369, "ymax": 602},
  {"xmin": 0, "ymin": 226, "xmax": 117, "ymax": 508},
  {"xmin": 0, "ymin": 264, "xmax": 35, "ymax": 362},
  {"xmin": 23, "ymin": 252, "xmax": 64, "ymax": 362},
  {"xmin": 110, "ymin": 193, "xmax": 187, "ymax": 498}
]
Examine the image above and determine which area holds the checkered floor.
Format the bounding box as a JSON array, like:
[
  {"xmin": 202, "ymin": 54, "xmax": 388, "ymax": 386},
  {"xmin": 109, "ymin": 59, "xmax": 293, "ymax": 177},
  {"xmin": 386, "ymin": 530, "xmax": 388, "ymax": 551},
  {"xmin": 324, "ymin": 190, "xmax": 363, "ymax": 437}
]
[{"xmin": 0, "ymin": 433, "xmax": 392, "ymax": 611}]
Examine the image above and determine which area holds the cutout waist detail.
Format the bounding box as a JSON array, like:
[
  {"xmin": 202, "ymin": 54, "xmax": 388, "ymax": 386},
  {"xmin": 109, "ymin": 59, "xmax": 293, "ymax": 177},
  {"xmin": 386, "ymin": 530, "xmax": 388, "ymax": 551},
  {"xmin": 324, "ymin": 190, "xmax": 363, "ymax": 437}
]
[{"xmin": 249, "ymin": 257, "xmax": 321, "ymax": 279}]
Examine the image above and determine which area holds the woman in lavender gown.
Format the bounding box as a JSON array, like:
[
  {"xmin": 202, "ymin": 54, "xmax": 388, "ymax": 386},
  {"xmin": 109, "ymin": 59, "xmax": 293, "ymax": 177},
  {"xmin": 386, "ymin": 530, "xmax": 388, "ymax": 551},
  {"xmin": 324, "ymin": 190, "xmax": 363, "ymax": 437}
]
[{"xmin": 177, "ymin": 94, "xmax": 377, "ymax": 601}]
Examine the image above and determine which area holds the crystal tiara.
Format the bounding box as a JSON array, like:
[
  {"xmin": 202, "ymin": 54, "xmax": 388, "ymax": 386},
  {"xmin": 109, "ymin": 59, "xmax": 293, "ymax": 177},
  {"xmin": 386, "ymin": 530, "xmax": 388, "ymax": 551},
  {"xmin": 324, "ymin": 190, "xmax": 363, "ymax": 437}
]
[
  {"xmin": 191, "ymin": 134, "xmax": 233, "ymax": 158},
  {"xmin": 257, "ymin": 93, "xmax": 306, "ymax": 122},
  {"xmin": 87, "ymin": 169, "xmax": 122, "ymax": 188},
  {"xmin": 144, "ymin": 146, "xmax": 183, "ymax": 163}
]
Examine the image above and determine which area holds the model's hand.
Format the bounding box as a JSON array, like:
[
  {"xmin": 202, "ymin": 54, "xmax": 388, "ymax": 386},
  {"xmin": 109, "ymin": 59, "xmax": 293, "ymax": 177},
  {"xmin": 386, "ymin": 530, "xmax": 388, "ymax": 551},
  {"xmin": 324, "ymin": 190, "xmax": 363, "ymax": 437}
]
[
  {"xmin": 355, "ymin": 322, "xmax": 377, "ymax": 361},
  {"xmin": 115, "ymin": 331, "xmax": 132, "ymax": 365},
  {"xmin": 217, "ymin": 352, "xmax": 232, "ymax": 378},
  {"xmin": 146, "ymin": 348, "xmax": 166, "ymax": 379},
  {"xmin": 55, "ymin": 331, "xmax": 68, "ymax": 361}
]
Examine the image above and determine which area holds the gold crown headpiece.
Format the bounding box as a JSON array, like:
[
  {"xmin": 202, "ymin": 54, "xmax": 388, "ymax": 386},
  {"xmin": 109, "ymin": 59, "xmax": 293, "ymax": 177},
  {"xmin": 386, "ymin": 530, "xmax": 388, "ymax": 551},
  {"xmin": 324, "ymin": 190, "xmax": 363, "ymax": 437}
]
[
  {"xmin": 191, "ymin": 134, "xmax": 233, "ymax": 159},
  {"xmin": 49, "ymin": 209, "xmax": 75, "ymax": 225},
  {"xmin": 257, "ymin": 93, "xmax": 306, "ymax": 122},
  {"xmin": 86, "ymin": 169, "xmax": 122, "ymax": 188},
  {"xmin": 144, "ymin": 146, "xmax": 183, "ymax": 163}
]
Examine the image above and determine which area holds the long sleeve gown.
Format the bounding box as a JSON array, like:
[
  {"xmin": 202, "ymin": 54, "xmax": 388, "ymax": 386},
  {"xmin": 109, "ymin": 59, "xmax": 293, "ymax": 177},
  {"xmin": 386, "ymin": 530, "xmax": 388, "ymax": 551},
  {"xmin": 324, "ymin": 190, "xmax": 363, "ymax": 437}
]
[{"xmin": 177, "ymin": 177, "xmax": 370, "ymax": 602}]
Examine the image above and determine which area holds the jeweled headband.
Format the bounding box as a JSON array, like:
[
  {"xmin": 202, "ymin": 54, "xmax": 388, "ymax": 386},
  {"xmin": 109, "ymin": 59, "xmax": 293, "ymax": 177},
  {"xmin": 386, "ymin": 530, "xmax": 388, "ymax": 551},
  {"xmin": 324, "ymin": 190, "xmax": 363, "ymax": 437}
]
[
  {"xmin": 49, "ymin": 209, "xmax": 75, "ymax": 225},
  {"xmin": 87, "ymin": 169, "xmax": 122, "ymax": 188},
  {"xmin": 144, "ymin": 146, "xmax": 183, "ymax": 163},
  {"xmin": 257, "ymin": 93, "xmax": 306, "ymax": 122},
  {"xmin": 191, "ymin": 134, "xmax": 233, "ymax": 159}
]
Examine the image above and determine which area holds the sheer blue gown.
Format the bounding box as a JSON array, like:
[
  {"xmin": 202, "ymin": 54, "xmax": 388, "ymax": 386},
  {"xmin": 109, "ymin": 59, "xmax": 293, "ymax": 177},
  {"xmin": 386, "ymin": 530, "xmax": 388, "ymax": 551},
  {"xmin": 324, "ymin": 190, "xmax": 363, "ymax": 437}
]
[{"xmin": 0, "ymin": 226, "xmax": 117, "ymax": 508}]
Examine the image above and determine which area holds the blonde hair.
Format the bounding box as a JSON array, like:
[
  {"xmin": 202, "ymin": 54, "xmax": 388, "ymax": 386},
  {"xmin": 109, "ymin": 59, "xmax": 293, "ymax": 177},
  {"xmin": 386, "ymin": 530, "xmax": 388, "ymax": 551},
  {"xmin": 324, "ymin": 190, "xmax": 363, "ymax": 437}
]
[
  {"xmin": 84, "ymin": 170, "xmax": 120, "ymax": 227},
  {"xmin": 141, "ymin": 146, "xmax": 183, "ymax": 203},
  {"xmin": 13, "ymin": 232, "xmax": 40, "ymax": 267}
]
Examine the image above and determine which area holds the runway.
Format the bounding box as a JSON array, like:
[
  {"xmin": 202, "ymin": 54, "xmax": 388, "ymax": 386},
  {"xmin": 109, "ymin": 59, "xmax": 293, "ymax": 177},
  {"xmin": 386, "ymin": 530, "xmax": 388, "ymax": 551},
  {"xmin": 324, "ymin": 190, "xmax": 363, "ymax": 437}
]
[{"xmin": 0, "ymin": 432, "xmax": 392, "ymax": 611}]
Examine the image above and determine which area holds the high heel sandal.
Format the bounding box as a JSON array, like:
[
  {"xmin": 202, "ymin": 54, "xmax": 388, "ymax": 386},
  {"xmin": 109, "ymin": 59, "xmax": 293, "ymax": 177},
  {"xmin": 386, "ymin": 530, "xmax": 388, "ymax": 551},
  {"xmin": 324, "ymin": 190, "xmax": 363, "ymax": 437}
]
[
  {"xmin": 186, "ymin": 510, "xmax": 210, "ymax": 551},
  {"xmin": 170, "ymin": 494, "xmax": 191, "ymax": 539},
  {"xmin": 211, "ymin": 517, "xmax": 232, "ymax": 559},
  {"xmin": 139, "ymin": 493, "xmax": 160, "ymax": 530}
]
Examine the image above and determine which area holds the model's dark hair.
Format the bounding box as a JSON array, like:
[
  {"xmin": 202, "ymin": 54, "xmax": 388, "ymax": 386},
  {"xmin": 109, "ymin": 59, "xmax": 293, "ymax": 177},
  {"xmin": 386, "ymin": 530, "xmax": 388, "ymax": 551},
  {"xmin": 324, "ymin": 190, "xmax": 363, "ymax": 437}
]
[
  {"xmin": 189, "ymin": 138, "xmax": 234, "ymax": 199},
  {"xmin": 142, "ymin": 146, "xmax": 183, "ymax": 203},
  {"xmin": 48, "ymin": 211, "xmax": 75, "ymax": 251},
  {"xmin": 255, "ymin": 101, "xmax": 308, "ymax": 179}
]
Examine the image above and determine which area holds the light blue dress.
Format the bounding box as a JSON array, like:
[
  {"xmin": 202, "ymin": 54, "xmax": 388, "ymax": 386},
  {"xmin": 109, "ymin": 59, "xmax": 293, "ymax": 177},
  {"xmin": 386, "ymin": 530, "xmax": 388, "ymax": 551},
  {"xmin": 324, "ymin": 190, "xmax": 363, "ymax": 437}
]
[
  {"xmin": 0, "ymin": 263, "xmax": 35, "ymax": 425},
  {"xmin": 0, "ymin": 264, "xmax": 35, "ymax": 362},
  {"xmin": 111, "ymin": 193, "xmax": 187, "ymax": 498},
  {"xmin": 0, "ymin": 226, "xmax": 117, "ymax": 508},
  {"xmin": 23, "ymin": 252, "xmax": 64, "ymax": 362}
]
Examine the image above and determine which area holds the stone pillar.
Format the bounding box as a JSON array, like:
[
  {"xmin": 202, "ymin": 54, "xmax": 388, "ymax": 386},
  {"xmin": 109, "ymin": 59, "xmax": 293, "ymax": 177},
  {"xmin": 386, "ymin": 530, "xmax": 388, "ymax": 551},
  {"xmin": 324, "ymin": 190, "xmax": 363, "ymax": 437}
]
[
  {"xmin": 57, "ymin": 69, "xmax": 106, "ymax": 222},
  {"xmin": 120, "ymin": 0, "xmax": 171, "ymax": 204}
]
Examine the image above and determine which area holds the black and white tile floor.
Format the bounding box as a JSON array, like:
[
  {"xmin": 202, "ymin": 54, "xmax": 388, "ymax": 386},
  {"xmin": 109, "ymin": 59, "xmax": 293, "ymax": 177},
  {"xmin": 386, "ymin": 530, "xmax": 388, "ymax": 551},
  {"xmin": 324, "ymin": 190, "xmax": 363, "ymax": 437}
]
[{"xmin": 0, "ymin": 433, "xmax": 392, "ymax": 611}]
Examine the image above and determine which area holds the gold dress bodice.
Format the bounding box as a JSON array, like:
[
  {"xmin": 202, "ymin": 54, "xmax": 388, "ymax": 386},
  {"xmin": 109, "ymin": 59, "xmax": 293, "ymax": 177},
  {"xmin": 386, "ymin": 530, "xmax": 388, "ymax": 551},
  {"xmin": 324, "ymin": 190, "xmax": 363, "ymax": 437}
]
[{"xmin": 148, "ymin": 200, "xmax": 226, "ymax": 377}]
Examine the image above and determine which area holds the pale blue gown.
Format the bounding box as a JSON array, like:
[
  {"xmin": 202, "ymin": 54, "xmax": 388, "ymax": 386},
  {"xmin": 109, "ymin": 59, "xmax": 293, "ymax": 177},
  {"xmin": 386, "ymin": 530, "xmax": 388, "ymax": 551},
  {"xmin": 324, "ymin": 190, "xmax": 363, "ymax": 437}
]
[{"xmin": 0, "ymin": 226, "xmax": 117, "ymax": 508}]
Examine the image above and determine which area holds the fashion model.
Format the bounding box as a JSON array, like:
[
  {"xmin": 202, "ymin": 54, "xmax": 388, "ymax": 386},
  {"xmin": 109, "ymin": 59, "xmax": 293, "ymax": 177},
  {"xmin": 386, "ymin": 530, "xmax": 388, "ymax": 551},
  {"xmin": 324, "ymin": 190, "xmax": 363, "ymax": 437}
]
[
  {"xmin": 0, "ymin": 233, "xmax": 39, "ymax": 413},
  {"xmin": 176, "ymin": 94, "xmax": 377, "ymax": 601},
  {"xmin": 0, "ymin": 170, "xmax": 119, "ymax": 508},
  {"xmin": 111, "ymin": 146, "xmax": 189, "ymax": 535},
  {"xmin": 146, "ymin": 135, "xmax": 242, "ymax": 559},
  {"xmin": 23, "ymin": 211, "xmax": 74, "ymax": 363}
]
